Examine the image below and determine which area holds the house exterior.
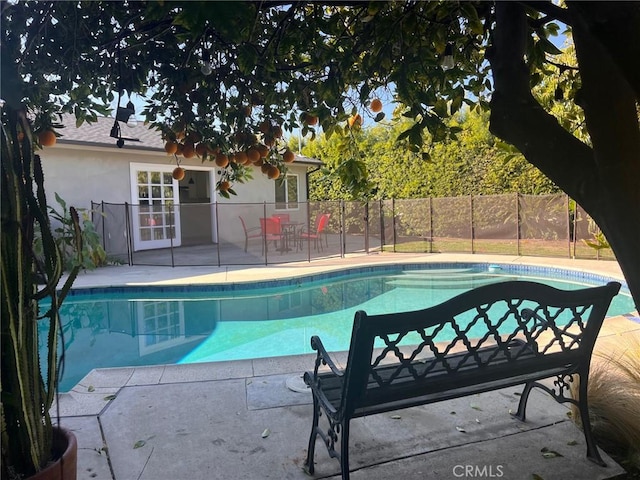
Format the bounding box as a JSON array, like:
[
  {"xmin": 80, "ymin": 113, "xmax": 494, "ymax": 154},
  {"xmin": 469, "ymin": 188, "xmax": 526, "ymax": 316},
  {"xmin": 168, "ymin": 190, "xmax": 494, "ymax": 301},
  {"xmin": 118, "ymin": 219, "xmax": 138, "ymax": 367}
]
[{"xmin": 39, "ymin": 115, "xmax": 321, "ymax": 252}]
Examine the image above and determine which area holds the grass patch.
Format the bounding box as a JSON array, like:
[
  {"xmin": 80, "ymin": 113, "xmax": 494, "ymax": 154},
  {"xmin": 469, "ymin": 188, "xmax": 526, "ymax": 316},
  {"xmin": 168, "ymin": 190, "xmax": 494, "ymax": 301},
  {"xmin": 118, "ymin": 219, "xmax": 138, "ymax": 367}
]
[{"xmin": 385, "ymin": 237, "xmax": 617, "ymax": 260}]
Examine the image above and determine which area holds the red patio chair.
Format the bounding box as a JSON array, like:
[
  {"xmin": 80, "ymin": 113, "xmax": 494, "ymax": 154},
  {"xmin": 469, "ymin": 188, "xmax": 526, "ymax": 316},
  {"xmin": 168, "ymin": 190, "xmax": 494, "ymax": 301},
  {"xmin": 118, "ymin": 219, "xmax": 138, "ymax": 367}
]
[
  {"xmin": 259, "ymin": 216, "xmax": 285, "ymax": 254},
  {"xmin": 299, "ymin": 213, "xmax": 330, "ymax": 252},
  {"xmin": 271, "ymin": 213, "xmax": 290, "ymax": 223},
  {"xmin": 239, "ymin": 216, "xmax": 262, "ymax": 252}
]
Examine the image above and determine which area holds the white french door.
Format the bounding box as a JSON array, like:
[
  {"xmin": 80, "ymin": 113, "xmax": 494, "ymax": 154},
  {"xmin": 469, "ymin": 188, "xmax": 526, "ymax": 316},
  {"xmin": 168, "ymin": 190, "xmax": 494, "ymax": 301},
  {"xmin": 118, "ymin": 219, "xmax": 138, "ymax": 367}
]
[{"xmin": 130, "ymin": 164, "xmax": 181, "ymax": 250}]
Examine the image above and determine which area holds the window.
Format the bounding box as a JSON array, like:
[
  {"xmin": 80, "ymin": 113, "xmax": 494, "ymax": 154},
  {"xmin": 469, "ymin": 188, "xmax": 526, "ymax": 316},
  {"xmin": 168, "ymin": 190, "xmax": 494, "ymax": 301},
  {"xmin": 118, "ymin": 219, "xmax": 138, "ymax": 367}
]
[{"xmin": 275, "ymin": 174, "xmax": 299, "ymax": 210}]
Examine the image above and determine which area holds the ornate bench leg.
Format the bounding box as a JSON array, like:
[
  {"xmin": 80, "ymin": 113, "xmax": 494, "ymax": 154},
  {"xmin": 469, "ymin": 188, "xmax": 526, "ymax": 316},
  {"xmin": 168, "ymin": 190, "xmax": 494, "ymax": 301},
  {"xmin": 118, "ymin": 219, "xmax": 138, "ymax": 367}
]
[
  {"xmin": 577, "ymin": 373, "xmax": 606, "ymax": 467},
  {"xmin": 304, "ymin": 394, "xmax": 321, "ymax": 475},
  {"xmin": 340, "ymin": 419, "xmax": 350, "ymax": 480},
  {"xmin": 514, "ymin": 381, "xmax": 535, "ymax": 421}
]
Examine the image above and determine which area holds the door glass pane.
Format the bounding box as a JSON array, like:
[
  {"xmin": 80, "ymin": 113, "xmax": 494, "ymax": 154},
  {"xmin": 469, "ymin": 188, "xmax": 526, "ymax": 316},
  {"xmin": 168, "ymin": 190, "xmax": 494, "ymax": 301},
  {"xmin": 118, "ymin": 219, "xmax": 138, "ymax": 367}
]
[{"xmin": 134, "ymin": 168, "xmax": 180, "ymax": 246}]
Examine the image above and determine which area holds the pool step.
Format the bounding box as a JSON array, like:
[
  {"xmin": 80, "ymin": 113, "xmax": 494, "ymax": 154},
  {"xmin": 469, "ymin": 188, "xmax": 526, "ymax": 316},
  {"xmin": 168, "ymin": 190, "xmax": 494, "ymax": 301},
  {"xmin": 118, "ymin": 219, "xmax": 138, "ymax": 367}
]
[{"xmin": 386, "ymin": 273, "xmax": 515, "ymax": 290}]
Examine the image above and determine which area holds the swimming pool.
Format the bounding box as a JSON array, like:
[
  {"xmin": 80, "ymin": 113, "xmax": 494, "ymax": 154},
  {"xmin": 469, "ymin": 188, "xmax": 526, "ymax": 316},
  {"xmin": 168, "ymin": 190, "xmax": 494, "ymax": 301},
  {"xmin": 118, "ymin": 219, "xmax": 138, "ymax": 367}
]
[{"xmin": 40, "ymin": 263, "xmax": 634, "ymax": 392}]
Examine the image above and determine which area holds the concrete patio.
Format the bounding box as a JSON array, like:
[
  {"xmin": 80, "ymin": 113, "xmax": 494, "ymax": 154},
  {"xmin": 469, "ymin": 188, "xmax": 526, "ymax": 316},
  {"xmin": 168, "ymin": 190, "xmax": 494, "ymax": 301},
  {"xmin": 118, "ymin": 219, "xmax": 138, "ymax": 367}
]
[{"xmin": 54, "ymin": 253, "xmax": 638, "ymax": 480}]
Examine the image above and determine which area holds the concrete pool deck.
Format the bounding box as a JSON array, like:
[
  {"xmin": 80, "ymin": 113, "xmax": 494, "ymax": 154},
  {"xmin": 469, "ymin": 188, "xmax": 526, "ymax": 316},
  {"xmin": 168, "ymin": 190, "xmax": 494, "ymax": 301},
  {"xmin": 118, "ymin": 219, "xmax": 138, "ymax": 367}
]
[{"xmin": 54, "ymin": 253, "xmax": 639, "ymax": 480}]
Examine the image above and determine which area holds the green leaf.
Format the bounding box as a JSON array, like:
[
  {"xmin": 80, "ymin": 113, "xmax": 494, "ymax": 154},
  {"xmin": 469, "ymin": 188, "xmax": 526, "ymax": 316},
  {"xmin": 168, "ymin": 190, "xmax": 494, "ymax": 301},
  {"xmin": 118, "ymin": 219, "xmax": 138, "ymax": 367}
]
[
  {"xmin": 133, "ymin": 440, "xmax": 146, "ymax": 449},
  {"xmin": 538, "ymin": 38, "xmax": 563, "ymax": 55},
  {"xmin": 461, "ymin": 4, "xmax": 483, "ymax": 35},
  {"xmin": 433, "ymin": 98, "xmax": 448, "ymax": 118},
  {"xmin": 540, "ymin": 447, "xmax": 563, "ymax": 458}
]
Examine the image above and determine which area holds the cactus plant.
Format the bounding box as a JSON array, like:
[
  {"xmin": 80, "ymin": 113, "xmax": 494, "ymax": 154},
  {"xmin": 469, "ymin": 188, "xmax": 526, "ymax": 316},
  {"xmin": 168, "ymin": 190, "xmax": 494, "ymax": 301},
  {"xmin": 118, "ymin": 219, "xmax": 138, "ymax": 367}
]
[{"xmin": 1, "ymin": 106, "xmax": 82, "ymax": 477}]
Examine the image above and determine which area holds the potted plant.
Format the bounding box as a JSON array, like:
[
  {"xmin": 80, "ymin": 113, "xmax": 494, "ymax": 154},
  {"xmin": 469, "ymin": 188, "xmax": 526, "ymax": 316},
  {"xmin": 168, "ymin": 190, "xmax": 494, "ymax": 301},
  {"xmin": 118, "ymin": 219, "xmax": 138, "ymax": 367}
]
[{"xmin": 1, "ymin": 106, "xmax": 82, "ymax": 478}]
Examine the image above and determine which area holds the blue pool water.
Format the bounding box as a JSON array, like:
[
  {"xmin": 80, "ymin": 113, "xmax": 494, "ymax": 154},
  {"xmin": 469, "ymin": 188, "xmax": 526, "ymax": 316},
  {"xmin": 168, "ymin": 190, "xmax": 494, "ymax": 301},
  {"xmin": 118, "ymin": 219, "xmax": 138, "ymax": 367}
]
[{"xmin": 40, "ymin": 263, "xmax": 634, "ymax": 392}]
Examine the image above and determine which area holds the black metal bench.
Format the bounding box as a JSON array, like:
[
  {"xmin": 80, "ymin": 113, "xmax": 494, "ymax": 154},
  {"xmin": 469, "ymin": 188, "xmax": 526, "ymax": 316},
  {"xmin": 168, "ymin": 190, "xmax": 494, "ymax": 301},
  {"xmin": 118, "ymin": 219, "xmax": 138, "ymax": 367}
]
[{"xmin": 302, "ymin": 280, "xmax": 621, "ymax": 480}]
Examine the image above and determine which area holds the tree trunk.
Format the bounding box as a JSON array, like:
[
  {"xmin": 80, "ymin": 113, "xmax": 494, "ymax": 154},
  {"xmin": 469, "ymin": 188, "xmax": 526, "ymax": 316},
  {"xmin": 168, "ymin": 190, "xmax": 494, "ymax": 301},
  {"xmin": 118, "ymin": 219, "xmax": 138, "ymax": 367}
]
[{"xmin": 487, "ymin": 2, "xmax": 640, "ymax": 311}]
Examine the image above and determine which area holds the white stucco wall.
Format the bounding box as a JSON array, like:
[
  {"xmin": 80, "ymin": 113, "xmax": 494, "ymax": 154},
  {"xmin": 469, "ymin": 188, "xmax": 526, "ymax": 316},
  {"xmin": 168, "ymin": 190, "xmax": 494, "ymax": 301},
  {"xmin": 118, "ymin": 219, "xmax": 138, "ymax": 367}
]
[{"xmin": 39, "ymin": 142, "xmax": 310, "ymax": 211}]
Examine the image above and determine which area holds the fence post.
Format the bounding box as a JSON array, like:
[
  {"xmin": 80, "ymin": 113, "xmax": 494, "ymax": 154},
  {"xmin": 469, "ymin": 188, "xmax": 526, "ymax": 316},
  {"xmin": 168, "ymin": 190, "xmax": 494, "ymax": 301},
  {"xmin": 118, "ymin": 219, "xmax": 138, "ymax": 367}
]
[
  {"xmin": 215, "ymin": 201, "xmax": 221, "ymax": 267},
  {"xmin": 264, "ymin": 202, "xmax": 269, "ymax": 266},
  {"xmin": 428, "ymin": 197, "xmax": 433, "ymax": 253},
  {"xmin": 306, "ymin": 201, "xmax": 311, "ymax": 262},
  {"xmin": 124, "ymin": 201, "xmax": 133, "ymax": 266},
  {"xmin": 379, "ymin": 199, "xmax": 385, "ymax": 250},
  {"xmin": 470, "ymin": 195, "xmax": 474, "ymax": 254},
  {"xmin": 364, "ymin": 202, "xmax": 369, "ymax": 253},
  {"xmin": 100, "ymin": 201, "xmax": 106, "ymax": 251},
  {"xmin": 169, "ymin": 204, "xmax": 175, "ymax": 267},
  {"xmin": 392, "ymin": 199, "xmax": 397, "ymax": 253},
  {"xmin": 565, "ymin": 194, "xmax": 571, "ymax": 259},
  {"xmin": 515, "ymin": 192, "xmax": 520, "ymax": 256},
  {"xmin": 572, "ymin": 200, "xmax": 577, "ymax": 259},
  {"xmin": 341, "ymin": 200, "xmax": 346, "ymax": 257}
]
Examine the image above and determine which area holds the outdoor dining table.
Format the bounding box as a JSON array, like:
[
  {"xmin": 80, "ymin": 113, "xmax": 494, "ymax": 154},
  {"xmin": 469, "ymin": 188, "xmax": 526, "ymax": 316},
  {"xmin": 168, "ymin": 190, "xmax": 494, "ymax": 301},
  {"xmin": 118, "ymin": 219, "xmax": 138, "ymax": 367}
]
[{"xmin": 277, "ymin": 221, "xmax": 303, "ymax": 252}]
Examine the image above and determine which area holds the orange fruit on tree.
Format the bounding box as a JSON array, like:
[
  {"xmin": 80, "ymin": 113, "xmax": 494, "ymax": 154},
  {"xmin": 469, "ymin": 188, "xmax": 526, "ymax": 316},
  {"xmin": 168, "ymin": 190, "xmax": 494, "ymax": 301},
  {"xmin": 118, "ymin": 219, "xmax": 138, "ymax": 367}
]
[
  {"xmin": 348, "ymin": 114, "xmax": 362, "ymax": 128},
  {"xmin": 182, "ymin": 141, "xmax": 195, "ymax": 158},
  {"xmin": 258, "ymin": 120, "xmax": 271, "ymax": 134},
  {"xmin": 172, "ymin": 167, "xmax": 186, "ymax": 181},
  {"xmin": 257, "ymin": 143, "xmax": 269, "ymax": 158},
  {"xmin": 215, "ymin": 152, "xmax": 229, "ymax": 168},
  {"xmin": 219, "ymin": 180, "xmax": 231, "ymax": 192},
  {"xmin": 247, "ymin": 147, "xmax": 261, "ymax": 163},
  {"xmin": 264, "ymin": 135, "xmax": 275, "ymax": 147},
  {"xmin": 267, "ymin": 165, "xmax": 280, "ymax": 179},
  {"xmin": 253, "ymin": 157, "xmax": 264, "ymax": 167},
  {"xmin": 195, "ymin": 143, "xmax": 208, "ymax": 157},
  {"xmin": 174, "ymin": 143, "xmax": 184, "ymax": 155},
  {"xmin": 304, "ymin": 113, "xmax": 318, "ymax": 126},
  {"xmin": 370, "ymin": 98, "xmax": 383, "ymax": 113},
  {"xmin": 228, "ymin": 152, "xmax": 236, "ymax": 163},
  {"xmin": 38, "ymin": 129, "xmax": 57, "ymax": 147},
  {"xmin": 235, "ymin": 151, "xmax": 248, "ymax": 165},
  {"xmin": 272, "ymin": 125, "xmax": 283, "ymax": 138},
  {"xmin": 261, "ymin": 163, "xmax": 270, "ymax": 174},
  {"xmin": 283, "ymin": 149, "xmax": 295, "ymax": 163},
  {"xmin": 164, "ymin": 141, "xmax": 178, "ymax": 154}
]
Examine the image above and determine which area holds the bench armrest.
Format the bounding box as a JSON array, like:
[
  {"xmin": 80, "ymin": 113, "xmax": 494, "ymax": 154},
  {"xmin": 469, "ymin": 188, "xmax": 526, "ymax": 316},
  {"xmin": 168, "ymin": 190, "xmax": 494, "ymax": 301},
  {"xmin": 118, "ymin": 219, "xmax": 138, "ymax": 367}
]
[{"xmin": 310, "ymin": 335, "xmax": 343, "ymax": 377}]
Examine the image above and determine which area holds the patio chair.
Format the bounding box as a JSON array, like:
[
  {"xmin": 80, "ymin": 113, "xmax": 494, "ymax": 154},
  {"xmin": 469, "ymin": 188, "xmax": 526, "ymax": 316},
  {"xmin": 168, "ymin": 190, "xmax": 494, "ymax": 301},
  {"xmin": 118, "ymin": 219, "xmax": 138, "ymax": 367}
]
[
  {"xmin": 239, "ymin": 216, "xmax": 262, "ymax": 252},
  {"xmin": 259, "ymin": 216, "xmax": 285, "ymax": 254},
  {"xmin": 299, "ymin": 213, "xmax": 330, "ymax": 252},
  {"xmin": 271, "ymin": 213, "xmax": 290, "ymax": 223}
]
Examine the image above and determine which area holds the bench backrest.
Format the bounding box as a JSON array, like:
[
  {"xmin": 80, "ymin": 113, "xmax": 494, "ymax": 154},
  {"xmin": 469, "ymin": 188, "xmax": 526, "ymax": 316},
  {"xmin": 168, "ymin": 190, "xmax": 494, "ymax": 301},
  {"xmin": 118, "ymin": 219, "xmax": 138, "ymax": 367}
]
[{"xmin": 341, "ymin": 280, "xmax": 621, "ymax": 414}]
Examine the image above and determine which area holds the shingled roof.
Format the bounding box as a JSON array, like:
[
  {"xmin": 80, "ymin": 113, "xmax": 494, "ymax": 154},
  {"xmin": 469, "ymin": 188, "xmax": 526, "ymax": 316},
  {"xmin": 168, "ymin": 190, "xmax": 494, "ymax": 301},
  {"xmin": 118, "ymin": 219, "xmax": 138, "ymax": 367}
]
[
  {"xmin": 56, "ymin": 114, "xmax": 321, "ymax": 165},
  {"xmin": 58, "ymin": 114, "xmax": 164, "ymax": 150}
]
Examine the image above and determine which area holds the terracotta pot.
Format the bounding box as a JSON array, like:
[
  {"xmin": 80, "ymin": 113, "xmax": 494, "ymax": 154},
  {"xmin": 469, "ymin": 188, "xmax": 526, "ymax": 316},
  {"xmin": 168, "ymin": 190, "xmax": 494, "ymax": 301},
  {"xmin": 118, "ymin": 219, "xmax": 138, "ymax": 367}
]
[{"xmin": 29, "ymin": 427, "xmax": 77, "ymax": 480}]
